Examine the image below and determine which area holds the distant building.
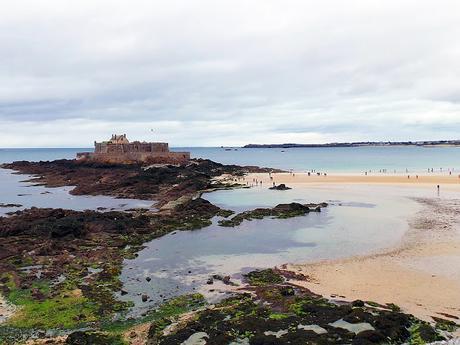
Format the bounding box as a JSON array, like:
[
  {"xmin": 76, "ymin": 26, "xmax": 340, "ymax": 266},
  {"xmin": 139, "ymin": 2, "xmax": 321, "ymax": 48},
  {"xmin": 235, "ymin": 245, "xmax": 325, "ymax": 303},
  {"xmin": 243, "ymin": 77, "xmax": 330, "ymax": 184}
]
[{"xmin": 77, "ymin": 134, "xmax": 190, "ymax": 164}]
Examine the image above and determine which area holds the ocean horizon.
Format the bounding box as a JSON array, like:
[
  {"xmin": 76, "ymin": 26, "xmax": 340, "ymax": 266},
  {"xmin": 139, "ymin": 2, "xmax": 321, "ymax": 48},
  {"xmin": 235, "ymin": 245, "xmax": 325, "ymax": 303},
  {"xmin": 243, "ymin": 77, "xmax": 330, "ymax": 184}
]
[{"xmin": 1, "ymin": 146, "xmax": 459, "ymax": 173}]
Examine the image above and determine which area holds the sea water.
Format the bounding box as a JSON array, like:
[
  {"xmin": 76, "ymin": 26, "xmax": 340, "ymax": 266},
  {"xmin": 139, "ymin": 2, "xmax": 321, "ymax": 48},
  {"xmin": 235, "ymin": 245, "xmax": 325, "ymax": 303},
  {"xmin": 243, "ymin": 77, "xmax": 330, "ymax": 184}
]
[
  {"xmin": 1, "ymin": 146, "xmax": 460, "ymax": 173},
  {"xmin": 0, "ymin": 169, "xmax": 155, "ymax": 216}
]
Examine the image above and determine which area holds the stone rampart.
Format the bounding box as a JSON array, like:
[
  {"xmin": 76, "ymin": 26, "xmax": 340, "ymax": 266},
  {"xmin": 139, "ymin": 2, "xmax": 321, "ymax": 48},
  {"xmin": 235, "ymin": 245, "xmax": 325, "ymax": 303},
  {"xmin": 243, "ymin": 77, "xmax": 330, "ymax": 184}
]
[{"xmin": 77, "ymin": 151, "xmax": 190, "ymax": 165}]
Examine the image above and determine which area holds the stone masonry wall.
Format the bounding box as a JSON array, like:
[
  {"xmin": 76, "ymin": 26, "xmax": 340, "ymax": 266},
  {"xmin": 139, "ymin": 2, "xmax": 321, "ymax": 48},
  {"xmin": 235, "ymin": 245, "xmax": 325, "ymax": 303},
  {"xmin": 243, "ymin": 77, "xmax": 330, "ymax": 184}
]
[{"xmin": 77, "ymin": 151, "xmax": 190, "ymax": 165}]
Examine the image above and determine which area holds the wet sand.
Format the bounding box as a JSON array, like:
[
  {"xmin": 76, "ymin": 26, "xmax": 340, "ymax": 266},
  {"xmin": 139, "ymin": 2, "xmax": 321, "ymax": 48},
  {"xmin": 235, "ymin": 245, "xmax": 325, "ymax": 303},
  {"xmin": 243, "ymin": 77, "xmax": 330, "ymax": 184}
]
[
  {"xmin": 243, "ymin": 172, "xmax": 460, "ymax": 324},
  {"xmin": 244, "ymin": 171, "xmax": 460, "ymax": 186},
  {"xmin": 287, "ymin": 242, "xmax": 460, "ymax": 323}
]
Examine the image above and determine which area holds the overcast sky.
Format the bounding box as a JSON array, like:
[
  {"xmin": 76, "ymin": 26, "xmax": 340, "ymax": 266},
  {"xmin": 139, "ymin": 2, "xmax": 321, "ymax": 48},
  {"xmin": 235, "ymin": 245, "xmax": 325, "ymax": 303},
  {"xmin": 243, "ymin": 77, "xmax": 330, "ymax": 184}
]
[{"xmin": 1, "ymin": 0, "xmax": 460, "ymax": 147}]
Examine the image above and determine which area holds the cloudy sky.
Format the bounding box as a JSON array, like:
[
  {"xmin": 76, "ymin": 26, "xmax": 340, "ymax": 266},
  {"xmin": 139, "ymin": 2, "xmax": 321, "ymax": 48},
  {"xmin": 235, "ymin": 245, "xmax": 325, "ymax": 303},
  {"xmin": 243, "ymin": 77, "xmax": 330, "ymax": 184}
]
[{"xmin": 1, "ymin": 0, "xmax": 460, "ymax": 147}]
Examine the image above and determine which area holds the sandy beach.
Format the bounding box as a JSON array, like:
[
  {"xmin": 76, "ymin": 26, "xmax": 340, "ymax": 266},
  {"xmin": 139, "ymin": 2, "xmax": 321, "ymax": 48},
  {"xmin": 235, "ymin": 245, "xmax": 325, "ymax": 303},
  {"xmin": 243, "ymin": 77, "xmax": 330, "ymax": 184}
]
[
  {"xmin": 245, "ymin": 172, "xmax": 460, "ymax": 325},
  {"xmin": 246, "ymin": 171, "xmax": 460, "ymax": 186}
]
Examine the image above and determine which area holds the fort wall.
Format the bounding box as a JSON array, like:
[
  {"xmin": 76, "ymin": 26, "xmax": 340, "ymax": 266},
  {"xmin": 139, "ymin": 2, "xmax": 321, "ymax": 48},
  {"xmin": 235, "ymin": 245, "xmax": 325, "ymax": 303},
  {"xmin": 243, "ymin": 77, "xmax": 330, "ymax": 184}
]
[
  {"xmin": 77, "ymin": 135, "xmax": 190, "ymax": 165},
  {"xmin": 77, "ymin": 151, "xmax": 190, "ymax": 164}
]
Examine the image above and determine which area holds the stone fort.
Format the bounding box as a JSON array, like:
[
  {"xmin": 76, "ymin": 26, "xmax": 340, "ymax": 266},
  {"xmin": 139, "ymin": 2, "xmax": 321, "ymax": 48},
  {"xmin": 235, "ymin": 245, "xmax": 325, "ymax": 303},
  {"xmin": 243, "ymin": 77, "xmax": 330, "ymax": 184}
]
[{"xmin": 77, "ymin": 134, "xmax": 190, "ymax": 164}]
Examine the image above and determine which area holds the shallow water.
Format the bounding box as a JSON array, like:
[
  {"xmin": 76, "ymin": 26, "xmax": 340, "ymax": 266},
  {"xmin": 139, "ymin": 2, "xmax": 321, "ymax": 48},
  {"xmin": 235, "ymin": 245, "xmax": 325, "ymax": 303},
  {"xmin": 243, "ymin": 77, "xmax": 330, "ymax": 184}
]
[
  {"xmin": 118, "ymin": 184, "xmax": 445, "ymax": 316},
  {"xmin": 0, "ymin": 168, "xmax": 155, "ymax": 216}
]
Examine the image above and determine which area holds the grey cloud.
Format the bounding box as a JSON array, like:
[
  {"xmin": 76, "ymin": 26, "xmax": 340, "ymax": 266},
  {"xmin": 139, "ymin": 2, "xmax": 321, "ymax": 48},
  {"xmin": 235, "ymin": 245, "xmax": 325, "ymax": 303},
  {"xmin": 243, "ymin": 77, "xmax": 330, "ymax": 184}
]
[{"xmin": 0, "ymin": 0, "xmax": 460, "ymax": 147}]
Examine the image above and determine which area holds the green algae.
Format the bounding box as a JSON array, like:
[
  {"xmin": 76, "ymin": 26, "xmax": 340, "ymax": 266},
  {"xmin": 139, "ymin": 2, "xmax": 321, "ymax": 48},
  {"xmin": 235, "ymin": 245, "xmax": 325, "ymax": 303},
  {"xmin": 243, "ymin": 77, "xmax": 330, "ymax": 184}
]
[
  {"xmin": 386, "ymin": 302, "xmax": 402, "ymax": 312},
  {"xmin": 268, "ymin": 312, "xmax": 290, "ymax": 320},
  {"xmin": 244, "ymin": 269, "xmax": 284, "ymax": 286},
  {"xmin": 4, "ymin": 278, "xmax": 98, "ymax": 330},
  {"xmin": 102, "ymin": 293, "xmax": 206, "ymax": 334},
  {"xmin": 433, "ymin": 316, "xmax": 458, "ymax": 332},
  {"xmin": 408, "ymin": 322, "xmax": 443, "ymax": 344}
]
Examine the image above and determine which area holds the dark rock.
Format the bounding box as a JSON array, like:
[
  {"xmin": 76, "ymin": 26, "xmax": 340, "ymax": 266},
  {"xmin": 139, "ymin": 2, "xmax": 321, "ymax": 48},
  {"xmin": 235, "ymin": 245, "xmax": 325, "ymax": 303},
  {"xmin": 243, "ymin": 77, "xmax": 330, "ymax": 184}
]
[
  {"xmin": 65, "ymin": 331, "xmax": 123, "ymax": 345},
  {"xmin": 269, "ymin": 183, "xmax": 291, "ymax": 190},
  {"xmin": 142, "ymin": 294, "xmax": 149, "ymax": 302},
  {"xmin": 211, "ymin": 274, "xmax": 237, "ymax": 286},
  {"xmin": 352, "ymin": 300, "xmax": 365, "ymax": 307},
  {"xmin": 353, "ymin": 330, "xmax": 386, "ymax": 344},
  {"xmin": 31, "ymin": 288, "xmax": 46, "ymax": 301},
  {"xmin": 146, "ymin": 277, "xmax": 151, "ymax": 282},
  {"xmin": 279, "ymin": 286, "xmax": 295, "ymax": 296},
  {"xmin": 0, "ymin": 203, "xmax": 22, "ymax": 208},
  {"xmin": 373, "ymin": 312, "xmax": 411, "ymax": 341},
  {"xmin": 416, "ymin": 323, "xmax": 440, "ymax": 343},
  {"xmin": 218, "ymin": 202, "xmax": 326, "ymax": 227},
  {"xmin": 343, "ymin": 308, "xmax": 373, "ymax": 323}
]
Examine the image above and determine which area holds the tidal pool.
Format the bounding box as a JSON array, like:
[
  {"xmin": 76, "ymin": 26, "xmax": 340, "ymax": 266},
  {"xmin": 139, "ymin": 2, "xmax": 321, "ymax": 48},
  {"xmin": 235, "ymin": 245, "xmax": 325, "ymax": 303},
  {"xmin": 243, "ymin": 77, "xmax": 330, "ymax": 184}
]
[
  {"xmin": 0, "ymin": 168, "xmax": 155, "ymax": 215},
  {"xmin": 119, "ymin": 184, "xmax": 445, "ymax": 316}
]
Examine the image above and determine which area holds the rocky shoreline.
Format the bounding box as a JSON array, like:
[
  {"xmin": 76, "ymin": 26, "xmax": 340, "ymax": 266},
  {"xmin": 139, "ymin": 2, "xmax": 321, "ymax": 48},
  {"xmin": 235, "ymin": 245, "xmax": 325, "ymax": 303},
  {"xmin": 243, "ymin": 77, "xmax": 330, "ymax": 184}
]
[
  {"xmin": 146, "ymin": 268, "xmax": 449, "ymax": 344},
  {"xmin": 4, "ymin": 269, "xmax": 452, "ymax": 345},
  {"xmin": 1, "ymin": 159, "xmax": 280, "ymax": 207},
  {"xmin": 1, "ymin": 158, "xmax": 458, "ymax": 344},
  {"xmin": 0, "ymin": 159, "xmax": 289, "ymax": 343}
]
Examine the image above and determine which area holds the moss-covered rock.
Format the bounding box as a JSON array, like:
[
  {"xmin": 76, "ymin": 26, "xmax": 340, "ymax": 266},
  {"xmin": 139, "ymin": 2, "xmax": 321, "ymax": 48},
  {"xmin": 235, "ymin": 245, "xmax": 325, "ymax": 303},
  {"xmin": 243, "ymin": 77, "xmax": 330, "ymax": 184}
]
[{"xmin": 244, "ymin": 269, "xmax": 284, "ymax": 286}]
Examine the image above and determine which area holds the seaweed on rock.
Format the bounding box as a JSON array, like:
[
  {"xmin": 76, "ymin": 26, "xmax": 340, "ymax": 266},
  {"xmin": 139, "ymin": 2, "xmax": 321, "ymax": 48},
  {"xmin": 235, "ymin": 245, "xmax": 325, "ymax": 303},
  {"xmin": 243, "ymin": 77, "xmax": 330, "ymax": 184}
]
[{"xmin": 148, "ymin": 270, "xmax": 448, "ymax": 345}]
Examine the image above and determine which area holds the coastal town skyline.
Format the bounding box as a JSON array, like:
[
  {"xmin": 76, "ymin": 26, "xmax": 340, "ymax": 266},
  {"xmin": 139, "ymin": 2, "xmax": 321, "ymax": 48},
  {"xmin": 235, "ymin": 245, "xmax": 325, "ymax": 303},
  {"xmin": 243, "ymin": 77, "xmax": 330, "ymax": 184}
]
[{"xmin": 1, "ymin": 1, "xmax": 460, "ymax": 147}]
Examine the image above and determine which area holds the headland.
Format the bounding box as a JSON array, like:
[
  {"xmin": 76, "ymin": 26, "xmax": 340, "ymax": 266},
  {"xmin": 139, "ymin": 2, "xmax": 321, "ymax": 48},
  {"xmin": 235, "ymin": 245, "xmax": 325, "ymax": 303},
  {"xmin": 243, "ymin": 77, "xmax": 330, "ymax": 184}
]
[{"xmin": 244, "ymin": 139, "xmax": 460, "ymax": 148}]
